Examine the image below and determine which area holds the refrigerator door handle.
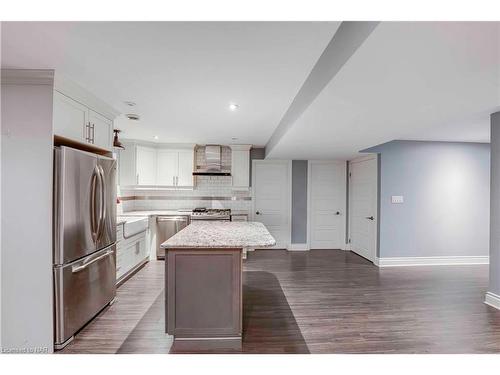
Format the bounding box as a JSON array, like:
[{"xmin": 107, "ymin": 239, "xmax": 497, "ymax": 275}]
[
  {"xmin": 90, "ymin": 166, "xmax": 99, "ymax": 243},
  {"xmin": 71, "ymin": 249, "xmax": 114, "ymax": 273},
  {"xmin": 96, "ymin": 165, "xmax": 107, "ymax": 240}
]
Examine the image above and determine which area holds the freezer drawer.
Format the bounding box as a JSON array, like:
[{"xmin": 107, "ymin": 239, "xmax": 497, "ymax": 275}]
[{"xmin": 54, "ymin": 244, "xmax": 116, "ymax": 347}]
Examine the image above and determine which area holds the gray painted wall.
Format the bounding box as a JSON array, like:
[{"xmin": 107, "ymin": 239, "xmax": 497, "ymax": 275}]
[
  {"xmin": 489, "ymin": 112, "xmax": 500, "ymax": 296},
  {"xmin": 366, "ymin": 140, "xmax": 490, "ymax": 258},
  {"xmin": 291, "ymin": 160, "xmax": 308, "ymax": 244}
]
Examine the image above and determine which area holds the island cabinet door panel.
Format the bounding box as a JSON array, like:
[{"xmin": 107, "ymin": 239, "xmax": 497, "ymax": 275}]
[{"xmin": 167, "ymin": 249, "xmax": 242, "ymax": 338}]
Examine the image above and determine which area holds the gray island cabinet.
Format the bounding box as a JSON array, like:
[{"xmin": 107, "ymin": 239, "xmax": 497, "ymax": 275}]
[{"xmin": 161, "ymin": 221, "xmax": 275, "ymax": 347}]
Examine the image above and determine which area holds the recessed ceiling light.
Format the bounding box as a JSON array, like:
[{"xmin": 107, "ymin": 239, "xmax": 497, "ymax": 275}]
[
  {"xmin": 229, "ymin": 103, "xmax": 239, "ymax": 111},
  {"xmin": 154, "ymin": 135, "xmax": 159, "ymax": 140},
  {"xmin": 124, "ymin": 101, "xmax": 136, "ymax": 107},
  {"xmin": 126, "ymin": 113, "xmax": 140, "ymax": 121}
]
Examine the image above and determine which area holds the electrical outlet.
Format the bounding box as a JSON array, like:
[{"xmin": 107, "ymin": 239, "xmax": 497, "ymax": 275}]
[{"xmin": 391, "ymin": 195, "xmax": 404, "ymax": 204}]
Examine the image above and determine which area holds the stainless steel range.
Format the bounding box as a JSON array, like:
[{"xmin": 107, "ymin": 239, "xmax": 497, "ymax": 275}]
[{"xmin": 191, "ymin": 208, "xmax": 231, "ymax": 221}]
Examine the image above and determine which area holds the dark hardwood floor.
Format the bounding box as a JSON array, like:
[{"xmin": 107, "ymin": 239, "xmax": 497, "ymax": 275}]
[{"xmin": 60, "ymin": 249, "xmax": 500, "ymax": 354}]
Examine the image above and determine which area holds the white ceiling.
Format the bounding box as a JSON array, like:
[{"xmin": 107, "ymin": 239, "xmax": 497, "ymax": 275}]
[
  {"xmin": 1, "ymin": 21, "xmax": 339, "ymax": 146},
  {"xmin": 267, "ymin": 22, "xmax": 500, "ymax": 160},
  {"xmin": 2, "ymin": 22, "xmax": 499, "ymax": 159}
]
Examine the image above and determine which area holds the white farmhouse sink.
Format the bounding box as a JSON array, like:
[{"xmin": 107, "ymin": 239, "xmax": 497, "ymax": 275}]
[{"xmin": 121, "ymin": 216, "xmax": 149, "ymax": 238}]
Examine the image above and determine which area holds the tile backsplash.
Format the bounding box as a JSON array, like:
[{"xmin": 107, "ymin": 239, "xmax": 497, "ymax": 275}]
[{"xmin": 120, "ymin": 179, "xmax": 251, "ymax": 213}]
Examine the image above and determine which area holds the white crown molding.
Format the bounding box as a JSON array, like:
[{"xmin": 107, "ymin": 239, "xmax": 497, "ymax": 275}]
[
  {"xmin": 348, "ymin": 153, "xmax": 378, "ymax": 163},
  {"xmin": 54, "ymin": 73, "xmax": 120, "ymax": 120},
  {"xmin": 375, "ymin": 255, "xmax": 489, "ymax": 267},
  {"xmin": 121, "ymin": 139, "xmax": 196, "ymax": 150},
  {"xmin": 485, "ymin": 292, "xmax": 500, "ymax": 310},
  {"xmin": 229, "ymin": 144, "xmax": 252, "ymax": 151},
  {"xmin": 1, "ymin": 69, "xmax": 54, "ymax": 85},
  {"xmin": 288, "ymin": 243, "xmax": 310, "ymax": 251}
]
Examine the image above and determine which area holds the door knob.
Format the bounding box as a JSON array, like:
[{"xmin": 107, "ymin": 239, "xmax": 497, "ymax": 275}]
[
  {"xmin": 255, "ymin": 211, "xmax": 261, "ymax": 215},
  {"xmin": 365, "ymin": 216, "xmax": 374, "ymax": 220}
]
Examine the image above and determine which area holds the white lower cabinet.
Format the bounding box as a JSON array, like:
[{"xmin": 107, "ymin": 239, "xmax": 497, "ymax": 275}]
[{"xmin": 116, "ymin": 225, "xmax": 149, "ymax": 284}]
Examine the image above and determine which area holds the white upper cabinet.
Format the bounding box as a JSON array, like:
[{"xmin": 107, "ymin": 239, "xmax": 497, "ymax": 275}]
[
  {"xmin": 136, "ymin": 146, "xmax": 158, "ymax": 185},
  {"xmin": 156, "ymin": 149, "xmax": 194, "ymax": 187},
  {"xmin": 88, "ymin": 110, "xmax": 113, "ymax": 150},
  {"xmin": 177, "ymin": 150, "xmax": 195, "ymax": 187},
  {"xmin": 157, "ymin": 150, "xmax": 178, "ymax": 186},
  {"xmin": 119, "ymin": 144, "xmax": 194, "ymax": 188},
  {"xmin": 52, "ymin": 76, "xmax": 118, "ymax": 150},
  {"xmin": 118, "ymin": 142, "xmax": 137, "ymax": 186},
  {"xmin": 53, "ymin": 91, "xmax": 88, "ymax": 141},
  {"xmin": 230, "ymin": 145, "xmax": 251, "ymax": 189}
]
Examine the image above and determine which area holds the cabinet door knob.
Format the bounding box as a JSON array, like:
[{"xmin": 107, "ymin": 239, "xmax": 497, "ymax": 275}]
[
  {"xmin": 335, "ymin": 211, "xmax": 340, "ymax": 215},
  {"xmin": 255, "ymin": 211, "xmax": 261, "ymax": 215},
  {"xmin": 365, "ymin": 216, "xmax": 374, "ymax": 220}
]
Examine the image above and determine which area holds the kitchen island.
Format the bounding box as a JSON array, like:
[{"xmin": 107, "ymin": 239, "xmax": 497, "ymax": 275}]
[{"xmin": 161, "ymin": 221, "xmax": 275, "ymax": 348}]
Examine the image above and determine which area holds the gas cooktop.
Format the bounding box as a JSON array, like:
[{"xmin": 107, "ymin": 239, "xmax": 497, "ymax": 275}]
[{"xmin": 191, "ymin": 208, "xmax": 231, "ymax": 220}]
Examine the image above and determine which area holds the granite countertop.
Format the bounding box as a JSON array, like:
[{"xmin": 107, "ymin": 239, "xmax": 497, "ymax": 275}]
[{"xmin": 161, "ymin": 221, "xmax": 276, "ymax": 249}]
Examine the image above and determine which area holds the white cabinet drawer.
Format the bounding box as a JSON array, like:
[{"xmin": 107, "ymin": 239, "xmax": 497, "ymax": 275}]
[{"xmin": 116, "ymin": 231, "xmax": 148, "ymax": 283}]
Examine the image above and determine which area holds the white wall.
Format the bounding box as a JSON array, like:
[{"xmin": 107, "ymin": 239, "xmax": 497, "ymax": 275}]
[{"xmin": 1, "ymin": 70, "xmax": 54, "ymax": 353}]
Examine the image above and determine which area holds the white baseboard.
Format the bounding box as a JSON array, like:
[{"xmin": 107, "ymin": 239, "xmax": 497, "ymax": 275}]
[
  {"xmin": 485, "ymin": 292, "xmax": 500, "ymax": 310},
  {"xmin": 287, "ymin": 243, "xmax": 310, "ymax": 251},
  {"xmin": 375, "ymin": 255, "xmax": 489, "ymax": 267}
]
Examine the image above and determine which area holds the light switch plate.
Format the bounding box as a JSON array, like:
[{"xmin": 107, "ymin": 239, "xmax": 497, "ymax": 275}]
[{"xmin": 391, "ymin": 195, "xmax": 404, "ymax": 204}]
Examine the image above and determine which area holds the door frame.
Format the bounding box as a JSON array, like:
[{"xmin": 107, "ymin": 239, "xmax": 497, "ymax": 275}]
[
  {"xmin": 307, "ymin": 160, "xmax": 348, "ymax": 250},
  {"xmin": 251, "ymin": 159, "xmax": 292, "ymax": 249},
  {"xmin": 347, "ymin": 154, "xmax": 378, "ymax": 263}
]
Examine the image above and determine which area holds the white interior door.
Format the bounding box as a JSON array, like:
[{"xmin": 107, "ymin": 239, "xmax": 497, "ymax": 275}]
[
  {"xmin": 252, "ymin": 160, "xmax": 290, "ymax": 249},
  {"xmin": 349, "ymin": 156, "xmax": 378, "ymax": 263},
  {"xmin": 309, "ymin": 161, "xmax": 346, "ymax": 249}
]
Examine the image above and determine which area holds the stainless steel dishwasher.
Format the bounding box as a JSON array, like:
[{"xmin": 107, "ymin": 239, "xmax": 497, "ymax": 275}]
[{"xmin": 156, "ymin": 215, "xmax": 190, "ymax": 259}]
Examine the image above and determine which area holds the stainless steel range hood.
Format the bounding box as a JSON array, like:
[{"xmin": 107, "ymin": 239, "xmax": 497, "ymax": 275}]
[{"xmin": 192, "ymin": 145, "xmax": 231, "ymax": 176}]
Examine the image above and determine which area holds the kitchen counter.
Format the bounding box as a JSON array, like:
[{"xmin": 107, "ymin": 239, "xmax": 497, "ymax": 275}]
[
  {"xmin": 162, "ymin": 221, "xmax": 275, "ymax": 350},
  {"xmin": 161, "ymin": 221, "xmax": 275, "ymax": 249}
]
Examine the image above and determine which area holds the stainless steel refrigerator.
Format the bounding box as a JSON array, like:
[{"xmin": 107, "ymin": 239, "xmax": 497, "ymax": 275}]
[{"xmin": 53, "ymin": 146, "xmax": 117, "ymax": 349}]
